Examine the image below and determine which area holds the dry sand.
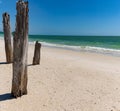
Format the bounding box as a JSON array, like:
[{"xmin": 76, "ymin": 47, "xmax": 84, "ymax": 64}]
[{"xmin": 0, "ymin": 39, "xmax": 120, "ymax": 111}]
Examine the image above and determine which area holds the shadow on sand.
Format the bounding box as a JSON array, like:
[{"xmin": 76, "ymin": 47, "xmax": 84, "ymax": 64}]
[
  {"xmin": 0, "ymin": 62, "xmax": 11, "ymax": 65},
  {"xmin": 27, "ymin": 64, "xmax": 33, "ymax": 66},
  {"xmin": 0, "ymin": 93, "xmax": 15, "ymax": 101},
  {"xmin": 0, "ymin": 62, "xmax": 34, "ymax": 66}
]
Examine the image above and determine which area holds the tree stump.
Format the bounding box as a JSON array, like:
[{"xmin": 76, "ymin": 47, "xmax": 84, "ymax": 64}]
[
  {"xmin": 33, "ymin": 41, "xmax": 41, "ymax": 65},
  {"xmin": 2, "ymin": 13, "xmax": 13, "ymax": 63},
  {"xmin": 11, "ymin": 0, "xmax": 29, "ymax": 98}
]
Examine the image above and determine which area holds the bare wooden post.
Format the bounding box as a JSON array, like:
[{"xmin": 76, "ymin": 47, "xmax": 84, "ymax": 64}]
[
  {"xmin": 33, "ymin": 41, "xmax": 41, "ymax": 65},
  {"xmin": 11, "ymin": 0, "xmax": 29, "ymax": 97},
  {"xmin": 3, "ymin": 13, "xmax": 13, "ymax": 63}
]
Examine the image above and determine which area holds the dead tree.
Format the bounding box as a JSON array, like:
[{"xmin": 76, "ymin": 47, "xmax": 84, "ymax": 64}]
[
  {"xmin": 3, "ymin": 13, "xmax": 13, "ymax": 63},
  {"xmin": 33, "ymin": 41, "xmax": 41, "ymax": 65},
  {"xmin": 11, "ymin": 0, "xmax": 29, "ymax": 97}
]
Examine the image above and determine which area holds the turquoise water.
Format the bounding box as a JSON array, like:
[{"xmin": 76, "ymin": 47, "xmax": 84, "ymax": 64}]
[
  {"xmin": 29, "ymin": 35, "xmax": 120, "ymax": 50},
  {"xmin": 1, "ymin": 32, "xmax": 120, "ymax": 56}
]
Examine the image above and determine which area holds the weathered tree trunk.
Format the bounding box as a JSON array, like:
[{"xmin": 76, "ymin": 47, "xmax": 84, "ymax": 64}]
[
  {"xmin": 33, "ymin": 41, "xmax": 41, "ymax": 65},
  {"xmin": 3, "ymin": 13, "xmax": 13, "ymax": 63},
  {"xmin": 11, "ymin": 0, "xmax": 29, "ymax": 98}
]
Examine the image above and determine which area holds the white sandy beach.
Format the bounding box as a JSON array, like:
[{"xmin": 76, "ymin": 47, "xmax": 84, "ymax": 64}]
[{"xmin": 0, "ymin": 39, "xmax": 120, "ymax": 111}]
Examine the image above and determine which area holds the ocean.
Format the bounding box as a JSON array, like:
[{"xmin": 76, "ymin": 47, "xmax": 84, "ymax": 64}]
[
  {"xmin": 0, "ymin": 32, "xmax": 120, "ymax": 56},
  {"xmin": 29, "ymin": 35, "xmax": 120, "ymax": 56}
]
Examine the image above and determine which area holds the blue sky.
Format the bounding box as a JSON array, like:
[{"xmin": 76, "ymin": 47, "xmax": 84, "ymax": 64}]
[{"xmin": 0, "ymin": 0, "xmax": 120, "ymax": 35}]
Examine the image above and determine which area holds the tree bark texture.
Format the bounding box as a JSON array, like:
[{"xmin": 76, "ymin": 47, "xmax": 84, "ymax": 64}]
[
  {"xmin": 33, "ymin": 41, "xmax": 41, "ymax": 65},
  {"xmin": 3, "ymin": 13, "xmax": 13, "ymax": 63},
  {"xmin": 11, "ymin": 0, "xmax": 29, "ymax": 98}
]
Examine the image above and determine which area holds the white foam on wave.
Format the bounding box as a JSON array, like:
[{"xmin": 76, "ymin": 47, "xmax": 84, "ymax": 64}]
[
  {"xmin": 83, "ymin": 46, "xmax": 120, "ymax": 56},
  {"xmin": 29, "ymin": 41, "xmax": 120, "ymax": 57}
]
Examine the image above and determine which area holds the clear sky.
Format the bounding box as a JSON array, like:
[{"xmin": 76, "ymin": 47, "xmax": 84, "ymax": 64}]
[{"xmin": 0, "ymin": 0, "xmax": 120, "ymax": 35}]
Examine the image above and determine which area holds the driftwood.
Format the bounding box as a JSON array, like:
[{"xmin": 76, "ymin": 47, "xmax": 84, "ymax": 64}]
[
  {"xmin": 11, "ymin": 0, "xmax": 29, "ymax": 97},
  {"xmin": 33, "ymin": 41, "xmax": 41, "ymax": 65},
  {"xmin": 2, "ymin": 13, "xmax": 13, "ymax": 63}
]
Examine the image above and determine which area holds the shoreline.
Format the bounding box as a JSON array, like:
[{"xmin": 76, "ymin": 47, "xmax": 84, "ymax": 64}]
[
  {"xmin": 0, "ymin": 35, "xmax": 120, "ymax": 57},
  {"xmin": 30, "ymin": 41, "xmax": 120, "ymax": 57}
]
